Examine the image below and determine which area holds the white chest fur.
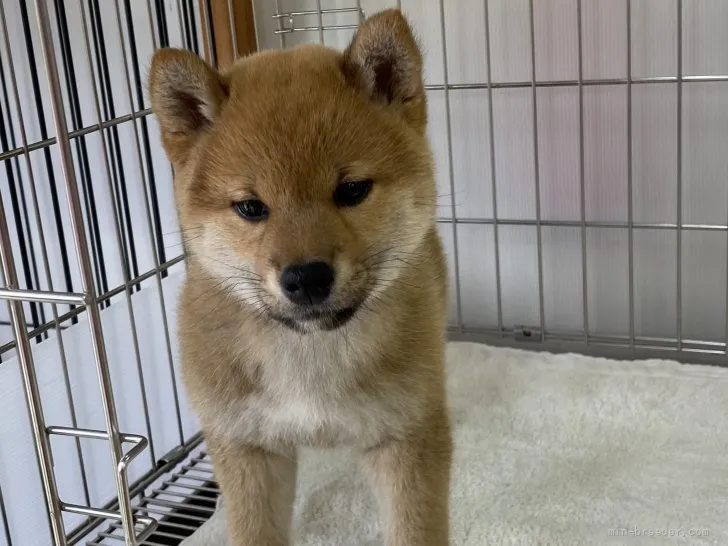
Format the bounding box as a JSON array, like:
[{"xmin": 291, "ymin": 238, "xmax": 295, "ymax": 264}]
[{"xmin": 203, "ymin": 324, "xmax": 419, "ymax": 450}]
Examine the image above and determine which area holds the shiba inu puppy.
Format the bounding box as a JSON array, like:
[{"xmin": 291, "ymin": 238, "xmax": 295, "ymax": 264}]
[{"xmin": 149, "ymin": 9, "xmax": 451, "ymax": 546}]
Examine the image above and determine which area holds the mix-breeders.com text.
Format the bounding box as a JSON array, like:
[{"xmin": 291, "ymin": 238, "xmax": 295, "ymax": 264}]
[{"xmin": 608, "ymin": 527, "xmax": 709, "ymax": 538}]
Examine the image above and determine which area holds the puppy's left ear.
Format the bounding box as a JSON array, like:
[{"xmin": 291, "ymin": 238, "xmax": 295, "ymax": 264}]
[{"xmin": 342, "ymin": 9, "xmax": 426, "ymax": 133}]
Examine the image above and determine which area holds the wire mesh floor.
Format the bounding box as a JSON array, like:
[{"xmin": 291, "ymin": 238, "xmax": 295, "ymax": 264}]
[{"xmin": 85, "ymin": 450, "xmax": 218, "ymax": 546}]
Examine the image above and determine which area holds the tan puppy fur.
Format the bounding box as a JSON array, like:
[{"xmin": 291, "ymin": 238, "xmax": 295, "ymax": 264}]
[{"xmin": 149, "ymin": 9, "xmax": 451, "ymax": 546}]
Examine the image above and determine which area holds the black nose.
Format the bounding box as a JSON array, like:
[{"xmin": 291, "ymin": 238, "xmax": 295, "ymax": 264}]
[{"xmin": 279, "ymin": 261, "xmax": 335, "ymax": 306}]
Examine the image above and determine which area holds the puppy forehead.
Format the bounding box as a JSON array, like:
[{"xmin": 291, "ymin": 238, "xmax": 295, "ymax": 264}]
[
  {"xmin": 225, "ymin": 47, "xmax": 355, "ymax": 132},
  {"xmin": 207, "ymin": 48, "xmax": 399, "ymax": 172}
]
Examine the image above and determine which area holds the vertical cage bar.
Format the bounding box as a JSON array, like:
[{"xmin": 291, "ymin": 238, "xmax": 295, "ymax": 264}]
[
  {"xmin": 274, "ymin": 0, "xmax": 285, "ymax": 49},
  {"xmin": 0, "ymin": 0, "xmax": 92, "ymax": 506},
  {"xmin": 111, "ymin": 0, "xmax": 186, "ymax": 446},
  {"xmin": 627, "ymin": 0, "xmax": 635, "ymax": 347},
  {"xmin": 76, "ymin": 0, "xmax": 159, "ymax": 467},
  {"xmin": 127, "ymin": 0, "xmax": 174, "ymax": 280},
  {"xmin": 145, "ymin": 1, "xmax": 160, "ymax": 50},
  {"xmin": 577, "ymin": 0, "xmax": 590, "ymax": 343},
  {"xmin": 0, "ymin": 484, "xmax": 11, "ymax": 546},
  {"xmin": 32, "ymin": 1, "xmax": 139, "ymax": 542},
  {"xmin": 176, "ymin": 1, "xmax": 188, "ymax": 49},
  {"xmin": 0, "ymin": 193, "xmax": 65, "ymax": 545},
  {"xmin": 53, "ymin": 0, "xmax": 108, "ymax": 303},
  {"xmin": 483, "ymin": 0, "xmax": 503, "ymax": 334},
  {"xmin": 200, "ymin": 0, "xmax": 216, "ymax": 65},
  {"xmin": 316, "ymin": 0, "xmax": 324, "ymax": 45},
  {"xmin": 249, "ymin": 0, "xmax": 260, "ymax": 53},
  {"xmin": 528, "ymin": 0, "xmax": 545, "ymax": 337},
  {"xmin": 437, "ymin": 0, "xmax": 464, "ymax": 330},
  {"xmin": 227, "ymin": 0, "xmax": 239, "ymax": 60},
  {"xmin": 676, "ymin": 0, "xmax": 683, "ymax": 350},
  {"xmin": 0, "ymin": 0, "xmax": 45, "ymax": 342},
  {"xmin": 11, "ymin": 0, "xmax": 77, "ymax": 313}
]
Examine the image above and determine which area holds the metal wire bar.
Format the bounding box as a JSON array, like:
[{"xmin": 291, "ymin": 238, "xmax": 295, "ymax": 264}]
[
  {"xmin": 66, "ymin": 433, "xmax": 203, "ymax": 545},
  {"xmin": 272, "ymin": 7, "xmax": 361, "ymax": 19},
  {"xmin": 176, "ymin": 0, "xmax": 188, "ymax": 50},
  {"xmin": 437, "ymin": 0, "xmax": 464, "ymax": 330},
  {"xmin": 77, "ymin": 0, "xmax": 159, "ymax": 467},
  {"xmin": 434, "ymin": 218, "xmax": 728, "ymax": 231},
  {"xmin": 626, "ymin": 0, "xmax": 635, "ymax": 348},
  {"xmin": 0, "ymin": 110, "xmax": 152, "ymax": 162},
  {"xmin": 274, "ymin": 24, "xmax": 359, "ymax": 34},
  {"xmin": 0, "ymin": 288, "xmax": 85, "ymax": 305},
  {"xmin": 62, "ymin": 503, "xmax": 156, "ymax": 544},
  {"xmin": 161, "ymin": 482, "xmax": 219, "ymax": 494},
  {"xmin": 142, "ymin": 498, "xmax": 216, "ymax": 514},
  {"xmin": 5, "ymin": 0, "xmax": 77, "ymax": 312},
  {"xmin": 125, "ymin": 447, "xmax": 215, "ymax": 544},
  {"xmin": 528, "ymin": 0, "xmax": 545, "ymax": 339},
  {"xmin": 122, "ymin": 1, "xmax": 172, "ymax": 276},
  {"xmin": 577, "ymin": 0, "xmax": 589, "ymax": 344},
  {"xmin": 676, "ymin": 0, "xmax": 684, "ymax": 351},
  {"xmin": 46, "ymin": 426, "xmax": 146, "ymax": 445},
  {"xmin": 0, "ymin": 0, "xmax": 92, "ymax": 506},
  {"xmin": 0, "ymin": 255, "xmax": 184, "ymax": 356},
  {"xmin": 153, "ymin": 490, "xmax": 215, "ymax": 504},
  {"xmin": 33, "ymin": 1, "xmax": 142, "ymax": 542},
  {"xmin": 0, "ymin": 178, "xmax": 65, "ymax": 545},
  {"xmin": 316, "ymin": 0, "xmax": 324, "ymax": 44},
  {"xmin": 90, "ymin": 532, "xmax": 169, "ymax": 546},
  {"xmin": 227, "ymin": 0, "xmax": 239, "ymax": 59},
  {"xmin": 111, "ymin": 516, "xmax": 199, "ymax": 534},
  {"xmin": 144, "ymin": 0, "xmax": 159, "ymax": 51},
  {"xmin": 271, "ymin": 6, "xmax": 361, "ymax": 36},
  {"xmin": 0, "ymin": 484, "xmax": 11, "ymax": 546},
  {"xmin": 0, "ymin": 3, "xmax": 45, "ymax": 345},
  {"xmin": 136, "ymin": 506, "xmax": 209, "ymax": 524},
  {"xmin": 171, "ymin": 472, "xmax": 212, "ymax": 484},
  {"xmin": 455, "ymin": 329, "xmax": 728, "ymax": 352},
  {"xmin": 274, "ymin": 0, "xmax": 286, "ymax": 48},
  {"xmin": 450, "ymin": 327, "xmax": 728, "ymax": 367},
  {"xmin": 483, "ymin": 0, "xmax": 503, "ymax": 335},
  {"xmin": 111, "ymin": 0, "xmax": 186, "ymax": 447},
  {"xmin": 200, "ymin": 0, "xmax": 216, "ymax": 65},
  {"xmin": 54, "ymin": 0, "xmax": 108, "ymax": 303},
  {"xmin": 423, "ymin": 74, "xmax": 728, "ymax": 91}
]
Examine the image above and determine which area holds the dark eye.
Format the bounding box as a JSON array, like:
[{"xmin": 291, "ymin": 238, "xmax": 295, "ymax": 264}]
[
  {"xmin": 234, "ymin": 199, "xmax": 269, "ymax": 221},
  {"xmin": 333, "ymin": 179, "xmax": 373, "ymax": 208}
]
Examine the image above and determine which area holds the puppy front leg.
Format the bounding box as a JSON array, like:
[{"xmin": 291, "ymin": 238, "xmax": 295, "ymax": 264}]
[
  {"xmin": 363, "ymin": 408, "xmax": 453, "ymax": 546},
  {"xmin": 207, "ymin": 437, "xmax": 297, "ymax": 546}
]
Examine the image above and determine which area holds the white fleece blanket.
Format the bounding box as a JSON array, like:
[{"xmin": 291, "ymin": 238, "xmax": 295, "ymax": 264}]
[{"xmin": 181, "ymin": 342, "xmax": 728, "ymax": 545}]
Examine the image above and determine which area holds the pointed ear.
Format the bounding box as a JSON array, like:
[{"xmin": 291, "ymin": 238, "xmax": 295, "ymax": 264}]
[
  {"xmin": 148, "ymin": 48, "xmax": 228, "ymax": 164},
  {"xmin": 342, "ymin": 9, "xmax": 427, "ymax": 132}
]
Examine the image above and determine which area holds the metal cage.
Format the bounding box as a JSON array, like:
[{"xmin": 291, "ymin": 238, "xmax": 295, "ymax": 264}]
[{"xmin": 1, "ymin": 1, "xmax": 727, "ymax": 545}]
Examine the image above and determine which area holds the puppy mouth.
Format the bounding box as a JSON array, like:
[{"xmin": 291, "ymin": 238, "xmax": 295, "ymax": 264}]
[{"xmin": 270, "ymin": 304, "xmax": 361, "ymax": 332}]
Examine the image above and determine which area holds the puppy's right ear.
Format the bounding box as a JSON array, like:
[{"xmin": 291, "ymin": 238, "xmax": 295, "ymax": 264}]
[{"xmin": 148, "ymin": 48, "xmax": 228, "ymax": 165}]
